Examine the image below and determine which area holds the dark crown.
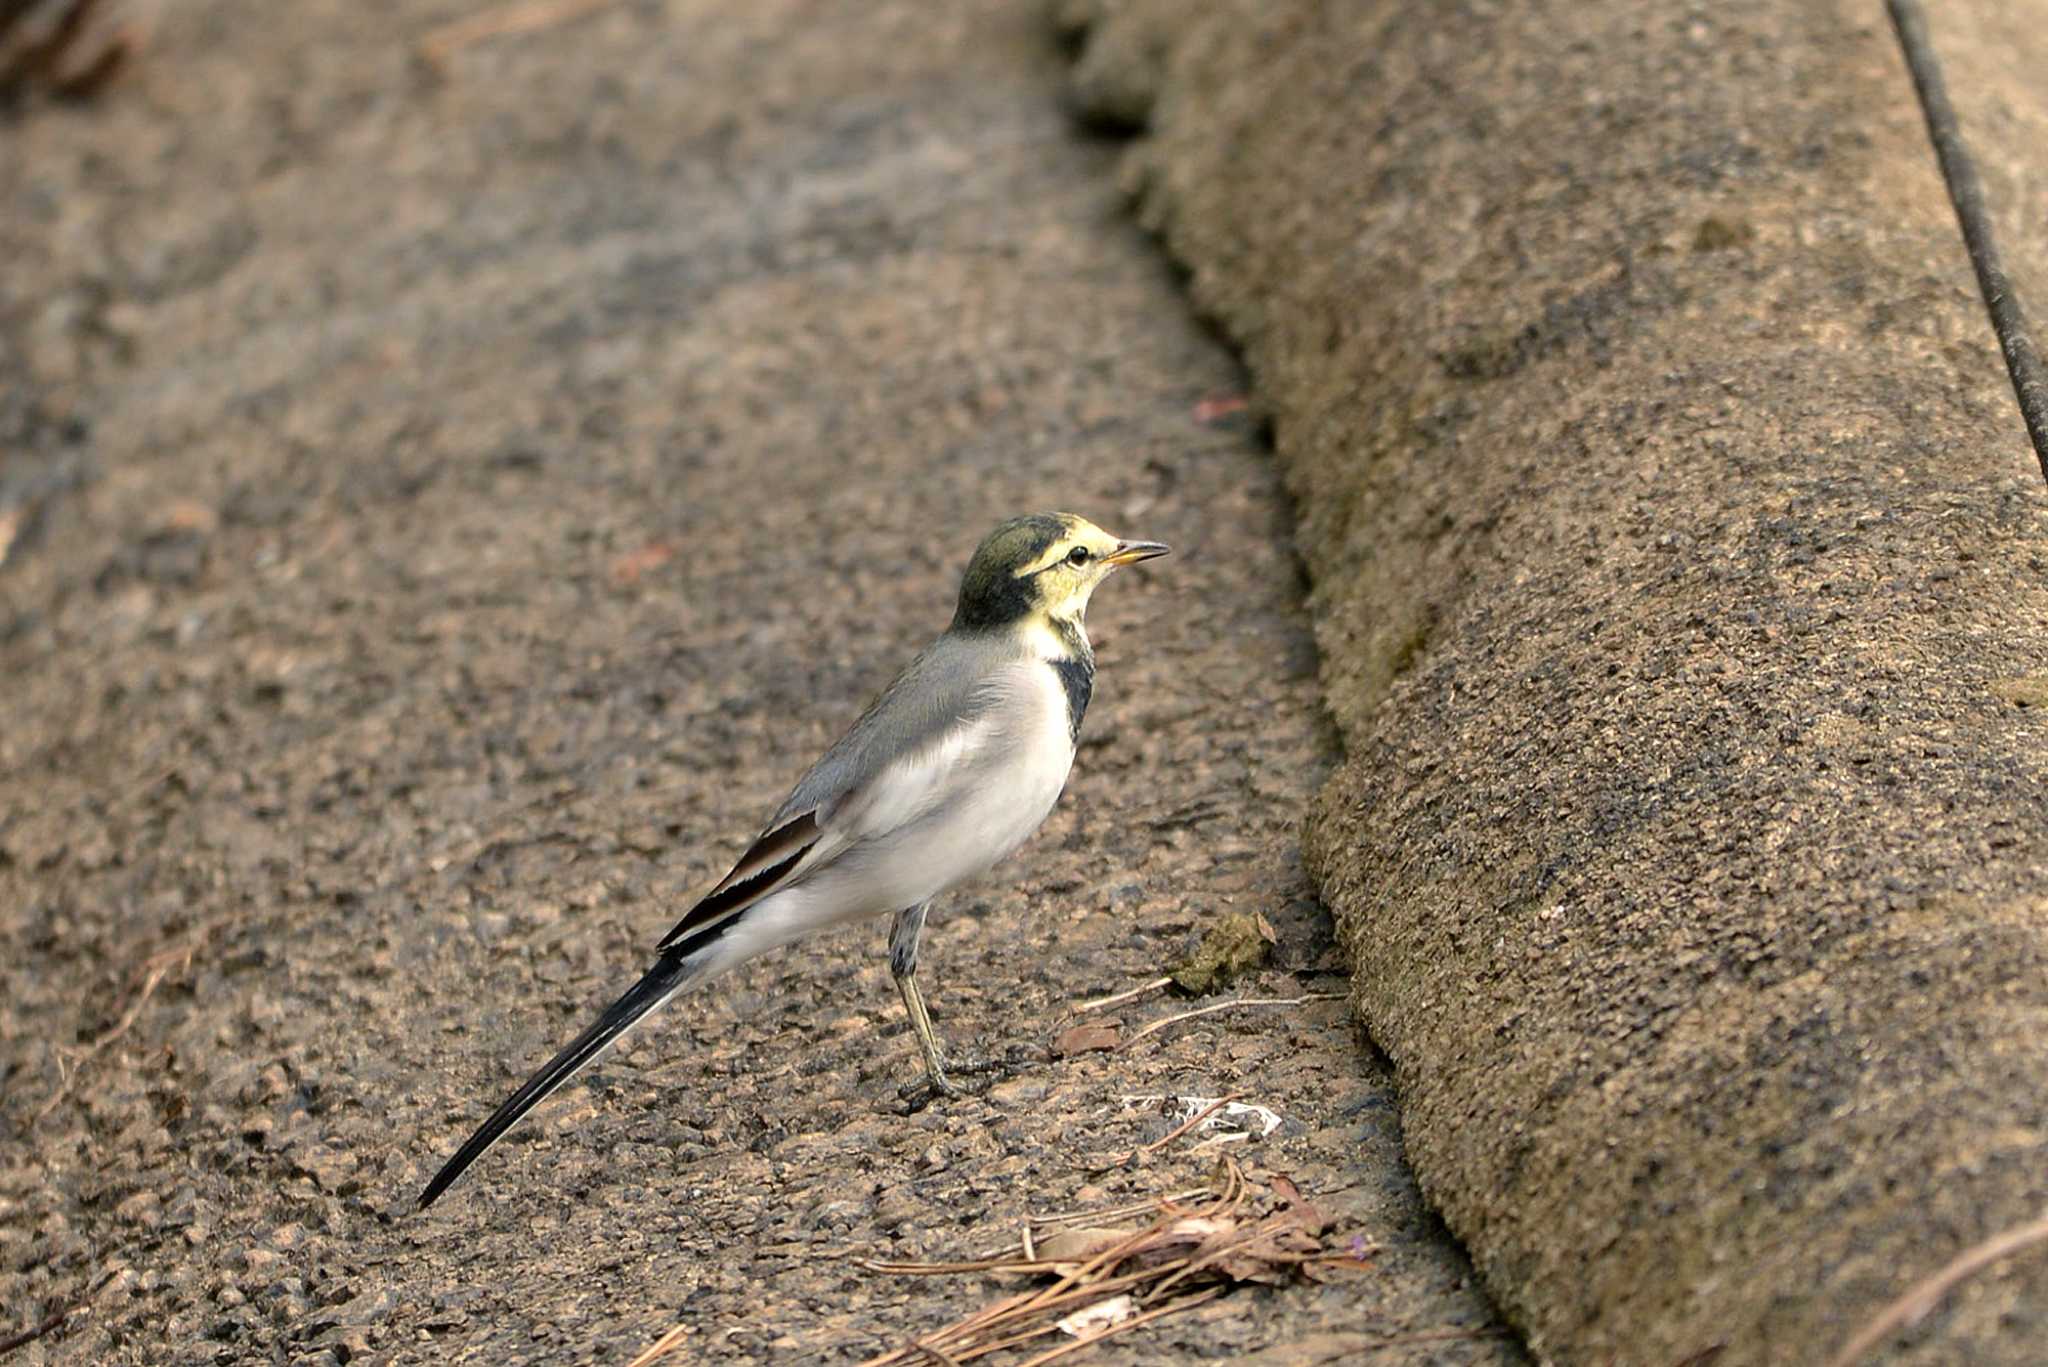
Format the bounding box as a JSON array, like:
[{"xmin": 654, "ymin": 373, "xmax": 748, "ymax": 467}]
[{"xmin": 951, "ymin": 514, "xmax": 1071, "ymax": 630}]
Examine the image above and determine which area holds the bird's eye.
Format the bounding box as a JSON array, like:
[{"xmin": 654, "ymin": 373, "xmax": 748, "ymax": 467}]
[{"xmin": 1067, "ymin": 546, "xmax": 1092, "ymax": 566}]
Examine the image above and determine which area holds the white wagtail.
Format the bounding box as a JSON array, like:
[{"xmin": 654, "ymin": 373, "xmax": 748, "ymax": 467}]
[{"xmin": 418, "ymin": 513, "xmax": 1168, "ymax": 1206}]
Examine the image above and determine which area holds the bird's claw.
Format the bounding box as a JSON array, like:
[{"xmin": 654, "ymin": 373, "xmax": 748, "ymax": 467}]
[
  {"xmin": 946, "ymin": 1054, "xmax": 1006, "ymax": 1078},
  {"xmin": 896, "ymin": 1053, "xmax": 1007, "ymax": 1109},
  {"xmin": 896, "ymin": 1074, "xmax": 963, "ymax": 1111}
]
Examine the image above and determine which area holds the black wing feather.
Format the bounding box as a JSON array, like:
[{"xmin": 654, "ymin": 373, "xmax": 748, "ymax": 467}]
[{"xmin": 654, "ymin": 810, "xmax": 821, "ymax": 951}]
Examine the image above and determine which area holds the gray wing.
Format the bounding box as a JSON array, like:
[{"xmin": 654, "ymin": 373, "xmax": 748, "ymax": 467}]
[{"xmin": 655, "ymin": 631, "xmax": 1011, "ymax": 953}]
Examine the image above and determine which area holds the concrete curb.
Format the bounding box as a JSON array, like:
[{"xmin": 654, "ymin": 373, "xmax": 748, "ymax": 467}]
[{"xmin": 1065, "ymin": 0, "xmax": 2048, "ymax": 1361}]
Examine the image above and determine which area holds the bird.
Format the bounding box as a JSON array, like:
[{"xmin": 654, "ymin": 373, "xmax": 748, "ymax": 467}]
[{"xmin": 418, "ymin": 512, "xmax": 1168, "ymax": 1207}]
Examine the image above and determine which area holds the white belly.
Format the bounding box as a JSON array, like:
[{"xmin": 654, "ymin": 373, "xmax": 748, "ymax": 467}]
[
  {"xmin": 692, "ymin": 659, "xmax": 1076, "ymax": 977},
  {"xmin": 903, "ymin": 665, "xmax": 1075, "ymax": 897}
]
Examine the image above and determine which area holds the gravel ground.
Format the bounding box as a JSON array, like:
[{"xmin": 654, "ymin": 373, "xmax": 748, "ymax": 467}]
[{"xmin": 1, "ymin": 3, "xmax": 1516, "ymax": 1362}]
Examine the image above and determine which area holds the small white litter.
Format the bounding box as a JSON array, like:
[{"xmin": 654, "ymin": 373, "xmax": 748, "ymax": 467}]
[
  {"xmin": 1118, "ymin": 1094, "xmax": 1285, "ymax": 1140},
  {"xmin": 1057, "ymin": 1294, "xmax": 1138, "ymax": 1337}
]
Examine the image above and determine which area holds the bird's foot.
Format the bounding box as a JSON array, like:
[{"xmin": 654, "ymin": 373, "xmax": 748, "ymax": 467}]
[
  {"xmin": 945, "ymin": 1054, "xmax": 1007, "ymax": 1078},
  {"xmin": 896, "ymin": 1052, "xmax": 1007, "ymax": 1110},
  {"xmin": 896, "ymin": 1073, "xmax": 962, "ymax": 1111}
]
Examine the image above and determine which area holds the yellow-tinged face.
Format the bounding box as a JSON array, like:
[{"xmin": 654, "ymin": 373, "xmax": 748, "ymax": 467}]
[
  {"xmin": 1010, "ymin": 515, "xmax": 1170, "ymax": 619},
  {"xmin": 952, "ymin": 513, "xmax": 1170, "ymax": 632}
]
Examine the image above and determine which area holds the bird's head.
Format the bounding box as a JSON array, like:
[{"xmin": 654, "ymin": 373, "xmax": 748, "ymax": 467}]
[{"xmin": 951, "ymin": 513, "xmax": 1169, "ymax": 635}]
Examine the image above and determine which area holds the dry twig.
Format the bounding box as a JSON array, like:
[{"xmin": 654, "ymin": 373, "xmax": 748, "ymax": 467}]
[
  {"xmin": 1142, "ymin": 1094, "xmax": 1245, "ymax": 1155},
  {"xmin": 30, "ymin": 938, "xmax": 198, "ymax": 1125},
  {"xmin": 1120, "ymin": 993, "xmax": 1343, "ymax": 1050},
  {"xmin": 1076, "ymin": 1094, "xmax": 1249, "ymax": 1173},
  {"xmin": 1066, "ymin": 977, "xmax": 1172, "ymax": 1019},
  {"xmin": 1012, "ymin": 1287, "xmax": 1223, "ymax": 1367},
  {"xmin": 852, "ymin": 1161, "xmax": 1367, "ymax": 1366},
  {"xmin": 1826, "ymin": 1210, "xmax": 2048, "ymax": 1367},
  {"xmin": 1027, "ymin": 1189, "xmax": 1212, "ymax": 1231},
  {"xmin": 417, "ymin": 0, "xmax": 616, "ymax": 74},
  {"xmin": 623, "ymin": 1321, "xmax": 692, "ymax": 1367}
]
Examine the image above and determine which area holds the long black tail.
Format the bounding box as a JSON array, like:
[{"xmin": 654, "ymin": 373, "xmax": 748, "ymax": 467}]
[{"xmin": 418, "ymin": 952, "xmax": 697, "ymax": 1208}]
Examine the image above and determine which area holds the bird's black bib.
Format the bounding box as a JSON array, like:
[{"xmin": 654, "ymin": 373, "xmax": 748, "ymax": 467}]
[{"xmin": 1051, "ymin": 654, "xmax": 1094, "ymax": 741}]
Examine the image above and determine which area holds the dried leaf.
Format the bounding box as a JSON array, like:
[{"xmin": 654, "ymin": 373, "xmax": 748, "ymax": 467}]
[
  {"xmin": 1053, "ymin": 1022, "xmax": 1121, "ymax": 1056},
  {"xmin": 1270, "ymin": 1173, "xmax": 1330, "ymax": 1235},
  {"xmin": 1033, "ymin": 1226, "xmax": 1137, "ymax": 1270},
  {"xmin": 1160, "ymin": 1215, "xmax": 1233, "ymax": 1243},
  {"xmin": 1274, "ymin": 1227, "xmax": 1322, "ymax": 1257},
  {"xmin": 1203, "ymin": 1220, "xmax": 1323, "ymax": 1286},
  {"xmin": 856, "ymin": 1164, "xmax": 1380, "ymax": 1367},
  {"xmin": 1192, "ymin": 393, "xmax": 1250, "ymax": 425},
  {"xmin": 609, "ymin": 542, "xmax": 675, "ymax": 588},
  {"xmin": 1215, "ymin": 1252, "xmax": 1294, "ymax": 1286}
]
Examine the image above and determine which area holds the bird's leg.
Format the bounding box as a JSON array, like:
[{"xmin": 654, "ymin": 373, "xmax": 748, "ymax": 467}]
[
  {"xmin": 890, "ymin": 902, "xmax": 960, "ymax": 1099},
  {"xmin": 889, "ymin": 903, "xmax": 1002, "ymax": 1103}
]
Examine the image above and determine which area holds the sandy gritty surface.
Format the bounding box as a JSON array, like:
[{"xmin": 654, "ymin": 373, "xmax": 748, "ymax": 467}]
[
  {"xmin": 1, "ymin": 2, "xmax": 1516, "ymax": 1362},
  {"xmin": 1064, "ymin": 0, "xmax": 2048, "ymax": 1362}
]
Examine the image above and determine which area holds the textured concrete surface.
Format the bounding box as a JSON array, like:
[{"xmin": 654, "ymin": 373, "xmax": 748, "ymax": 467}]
[
  {"xmin": 0, "ymin": 2, "xmax": 1517, "ymax": 1363},
  {"xmin": 1064, "ymin": 0, "xmax": 2048, "ymax": 1362}
]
